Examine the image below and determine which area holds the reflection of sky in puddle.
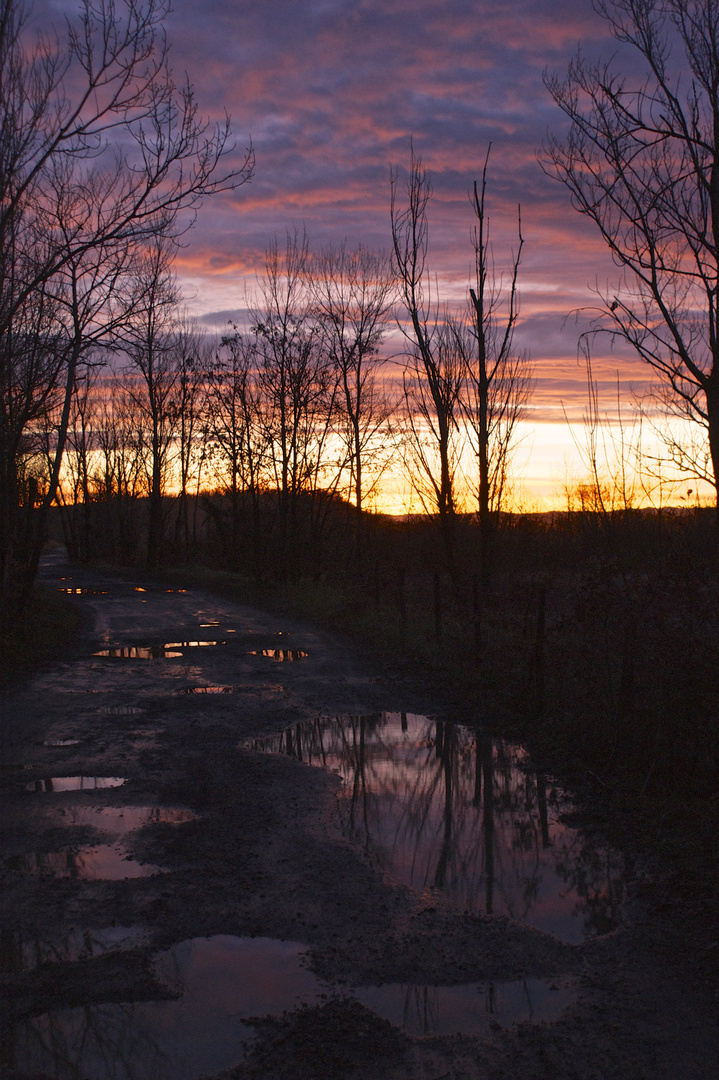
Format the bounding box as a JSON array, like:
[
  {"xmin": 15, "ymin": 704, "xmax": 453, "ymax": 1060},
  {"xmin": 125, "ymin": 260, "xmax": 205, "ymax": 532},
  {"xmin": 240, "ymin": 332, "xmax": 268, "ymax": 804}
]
[
  {"xmin": 179, "ymin": 685, "xmax": 236, "ymax": 694},
  {"xmin": 95, "ymin": 641, "xmax": 225, "ymax": 659},
  {"xmin": 43, "ymin": 739, "xmax": 80, "ymax": 747},
  {"xmin": 53, "ymin": 805, "xmax": 196, "ymax": 832},
  {"xmin": 8, "ymin": 936, "xmax": 574, "ymax": 1080},
  {"xmin": 355, "ymin": 976, "xmax": 574, "ymax": 1035},
  {"xmin": 57, "ymin": 587, "xmax": 108, "ymax": 595},
  {"xmin": 2, "ymin": 926, "xmax": 149, "ymax": 972},
  {"xmin": 251, "ymin": 714, "xmax": 632, "ymax": 944},
  {"xmin": 97, "ymin": 705, "xmax": 146, "ymax": 715},
  {"xmin": 11, "ymin": 937, "xmax": 320, "ymax": 1080},
  {"xmin": 26, "ymin": 777, "xmax": 127, "ymax": 792},
  {"xmin": 248, "ymin": 649, "xmax": 308, "ymax": 661},
  {"xmin": 6, "ymin": 844, "xmax": 163, "ymax": 879},
  {"xmin": 7, "ymin": 807, "xmax": 193, "ymax": 879},
  {"xmin": 94, "ymin": 646, "xmax": 183, "ymax": 659}
]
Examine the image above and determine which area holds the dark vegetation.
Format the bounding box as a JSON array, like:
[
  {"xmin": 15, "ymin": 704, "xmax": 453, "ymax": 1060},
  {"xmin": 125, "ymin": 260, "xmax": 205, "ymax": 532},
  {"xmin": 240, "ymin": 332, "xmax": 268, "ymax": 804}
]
[{"xmin": 0, "ymin": 583, "xmax": 79, "ymax": 691}]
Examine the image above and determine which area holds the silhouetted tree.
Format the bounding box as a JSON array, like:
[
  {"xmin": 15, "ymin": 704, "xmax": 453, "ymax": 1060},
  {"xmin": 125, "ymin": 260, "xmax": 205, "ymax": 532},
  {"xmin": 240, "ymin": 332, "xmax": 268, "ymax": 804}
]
[
  {"xmin": 391, "ymin": 150, "xmax": 464, "ymax": 578},
  {"xmin": 544, "ymin": 0, "xmax": 719, "ymax": 513},
  {"xmin": 309, "ymin": 243, "xmax": 395, "ymax": 562},
  {"xmin": 462, "ymin": 149, "xmax": 533, "ymax": 582}
]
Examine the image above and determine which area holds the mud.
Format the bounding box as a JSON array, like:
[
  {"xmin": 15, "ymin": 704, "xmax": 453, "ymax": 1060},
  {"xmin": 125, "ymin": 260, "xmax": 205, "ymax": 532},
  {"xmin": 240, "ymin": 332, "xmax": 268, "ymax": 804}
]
[{"xmin": 0, "ymin": 550, "xmax": 718, "ymax": 1079}]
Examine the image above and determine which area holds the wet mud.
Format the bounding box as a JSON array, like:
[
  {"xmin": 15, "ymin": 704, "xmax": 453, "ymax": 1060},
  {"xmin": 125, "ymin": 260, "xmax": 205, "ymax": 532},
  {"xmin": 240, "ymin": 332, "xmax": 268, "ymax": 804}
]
[{"xmin": 1, "ymin": 552, "xmax": 718, "ymax": 1079}]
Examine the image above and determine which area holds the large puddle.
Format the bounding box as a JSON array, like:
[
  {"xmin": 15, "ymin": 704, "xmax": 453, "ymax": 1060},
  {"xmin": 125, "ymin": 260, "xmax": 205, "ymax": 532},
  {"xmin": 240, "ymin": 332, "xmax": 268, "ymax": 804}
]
[
  {"xmin": 7, "ymin": 936, "xmax": 573, "ymax": 1080},
  {"xmin": 250, "ymin": 713, "xmax": 632, "ymax": 944}
]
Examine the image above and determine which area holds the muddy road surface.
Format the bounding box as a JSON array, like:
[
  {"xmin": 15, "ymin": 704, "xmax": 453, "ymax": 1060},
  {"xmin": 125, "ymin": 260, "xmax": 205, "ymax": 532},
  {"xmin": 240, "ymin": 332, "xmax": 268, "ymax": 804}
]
[{"xmin": 1, "ymin": 551, "xmax": 717, "ymax": 1079}]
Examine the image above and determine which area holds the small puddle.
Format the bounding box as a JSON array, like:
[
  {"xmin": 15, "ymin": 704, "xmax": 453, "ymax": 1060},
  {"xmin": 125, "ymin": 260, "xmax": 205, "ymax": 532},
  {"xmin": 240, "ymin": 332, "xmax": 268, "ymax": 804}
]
[
  {"xmin": 97, "ymin": 706, "xmax": 146, "ymax": 715},
  {"xmin": 179, "ymin": 685, "xmax": 236, "ymax": 694},
  {"xmin": 57, "ymin": 587, "xmax": 108, "ymax": 595},
  {"xmin": 26, "ymin": 777, "xmax": 127, "ymax": 792},
  {"xmin": 43, "ymin": 739, "xmax": 81, "ymax": 747},
  {"xmin": 250, "ymin": 714, "xmax": 633, "ymax": 944},
  {"xmin": 0, "ymin": 926, "xmax": 149, "ymax": 973},
  {"xmin": 94, "ymin": 646, "xmax": 183, "ymax": 659},
  {"xmin": 248, "ymin": 649, "xmax": 309, "ymax": 661},
  {"xmin": 53, "ymin": 805, "xmax": 196, "ymax": 832},
  {"xmin": 6, "ymin": 844, "xmax": 163, "ymax": 880},
  {"xmin": 355, "ymin": 976, "xmax": 574, "ymax": 1035},
  {"xmin": 6, "ymin": 936, "xmax": 574, "ymax": 1080},
  {"xmin": 164, "ymin": 640, "xmax": 226, "ymax": 649}
]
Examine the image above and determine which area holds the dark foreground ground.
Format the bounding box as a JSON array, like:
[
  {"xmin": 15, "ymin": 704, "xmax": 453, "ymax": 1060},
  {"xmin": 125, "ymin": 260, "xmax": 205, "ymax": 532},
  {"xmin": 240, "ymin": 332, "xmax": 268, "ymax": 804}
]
[{"xmin": 1, "ymin": 549, "xmax": 718, "ymax": 1080}]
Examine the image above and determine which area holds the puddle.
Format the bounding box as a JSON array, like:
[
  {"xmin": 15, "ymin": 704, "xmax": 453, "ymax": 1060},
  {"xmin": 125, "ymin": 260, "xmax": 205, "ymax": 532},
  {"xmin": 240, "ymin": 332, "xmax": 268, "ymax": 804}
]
[
  {"xmin": 179, "ymin": 685, "xmax": 236, "ymax": 694},
  {"xmin": 251, "ymin": 714, "xmax": 633, "ymax": 944},
  {"xmin": 94, "ymin": 646, "xmax": 184, "ymax": 659},
  {"xmin": 97, "ymin": 706, "xmax": 146, "ymax": 715},
  {"xmin": 200, "ymin": 621, "xmax": 220, "ymax": 627},
  {"xmin": 6, "ymin": 844, "xmax": 163, "ymax": 880},
  {"xmin": 0, "ymin": 925, "xmax": 149, "ymax": 973},
  {"xmin": 57, "ymin": 587, "xmax": 108, "ymax": 595},
  {"xmin": 355, "ymin": 976, "xmax": 574, "ymax": 1036},
  {"xmin": 42, "ymin": 739, "xmax": 81, "ymax": 747},
  {"xmin": 53, "ymin": 805, "xmax": 196, "ymax": 832},
  {"xmin": 248, "ymin": 649, "xmax": 309, "ymax": 661},
  {"xmin": 6, "ymin": 936, "xmax": 575, "ymax": 1080},
  {"xmin": 164, "ymin": 640, "xmax": 226, "ymax": 649},
  {"xmin": 133, "ymin": 587, "xmax": 147, "ymax": 592},
  {"xmin": 26, "ymin": 777, "xmax": 127, "ymax": 792},
  {"xmin": 8, "ymin": 937, "xmax": 323, "ymax": 1080}
]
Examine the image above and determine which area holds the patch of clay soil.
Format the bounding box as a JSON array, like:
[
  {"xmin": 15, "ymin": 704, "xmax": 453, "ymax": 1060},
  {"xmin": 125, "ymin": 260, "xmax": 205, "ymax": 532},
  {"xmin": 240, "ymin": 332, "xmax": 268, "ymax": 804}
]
[{"xmin": 1, "ymin": 553, "xmax": 718, "ymax": 1080}]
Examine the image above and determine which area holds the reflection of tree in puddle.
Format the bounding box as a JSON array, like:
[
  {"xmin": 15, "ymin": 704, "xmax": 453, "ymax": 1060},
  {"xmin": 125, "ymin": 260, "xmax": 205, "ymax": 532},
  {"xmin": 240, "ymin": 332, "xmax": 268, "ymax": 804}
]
[
  {"xmin": 0, "ymin": 926, "xmax": 148, "ymax": 973},
  {"xmin": 12, "ymin": 1002, "xmax": 174, "ymax": 1080},
  {"xmin": 253, "ymin": 714, "xmax": 631, "ymax": 942},
  {"xmin": 354, "ymin": 974, "xmax": 574, "ymax": 1036}
]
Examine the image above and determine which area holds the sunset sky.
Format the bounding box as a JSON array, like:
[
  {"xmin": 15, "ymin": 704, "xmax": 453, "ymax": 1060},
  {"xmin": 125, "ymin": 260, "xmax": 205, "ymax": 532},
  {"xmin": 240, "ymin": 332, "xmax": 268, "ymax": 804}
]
[{"xmin": 54, "ymin": 0, "xmax": 676, "ymax": 504}]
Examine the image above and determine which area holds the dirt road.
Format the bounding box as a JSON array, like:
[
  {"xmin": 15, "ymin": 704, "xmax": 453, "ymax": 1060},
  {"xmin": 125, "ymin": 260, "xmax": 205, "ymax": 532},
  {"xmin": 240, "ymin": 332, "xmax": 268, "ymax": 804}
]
[{"xmin": 1, "ymin": 551, "xmax": 717, "ymax": 1079}]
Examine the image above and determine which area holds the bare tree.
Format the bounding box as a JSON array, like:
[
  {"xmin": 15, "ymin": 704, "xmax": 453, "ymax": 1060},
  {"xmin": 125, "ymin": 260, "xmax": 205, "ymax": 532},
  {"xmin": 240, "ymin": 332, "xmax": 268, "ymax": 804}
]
[
  {"xmin": 169, "ymin": 319, "xmax": 209, "ymax": 554},
  {"xmin": 308, "ymin": 243, "xmax": 395, "ymax": 561},
  {"xmin": 251, "ymin": 231, "xmax": 339, "ymax": 575},
  {"xmin": 543, "ymin": 0, "xmax": 719, "ymax": 513},
  {"xmin": 391, "ymin": 150, "xmax": 464, "ymax": 578},
  {"xmin": 0, "ymin": 0, "xmax": 252, "ymax": 616},
  {"xmin": 121, "ymin": 239, "xmax": 180, "ymax": 570},
  {"xmin": 205, "ymin": 329, "xmax": 268, "ymax": 570},
  {"xmin": 462, "ymin": 150, "xmax": 533, "ymax": 582}
]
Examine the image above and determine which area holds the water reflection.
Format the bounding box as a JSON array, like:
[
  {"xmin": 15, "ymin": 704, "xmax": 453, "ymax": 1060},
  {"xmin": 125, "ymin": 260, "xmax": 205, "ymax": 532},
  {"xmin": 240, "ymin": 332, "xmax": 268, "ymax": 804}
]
[
  {"xmin": 248, "ymin": 649, "xmax": 308, "ymax": 662},
  {"xmin": 52, "ymin": 806, "xmax": 196, "ymax": 832},
  {"xmin": 0, "ymin": 926, "xmax": 149, "ymax": 973},
  {"xmin": 179, "ymin": 685, "xmax": 236, "ymax": 694},
  {"xmin": 4, "ymin": 936, "xmax": 575, "ymax": 1080},
  {"xmin": 355, "ymin": 976, "xmax": 574, "ymax": 1036},
  {"xmin": 26, "ymin": 777, "xmax": 127, "ymax": 792},
  {"xmin": 6, "ymin": 844, "xmax": 162, "ymax": 880},
  {"xmin": 251, "ymin": 714, "xmax": 631, "ymax": 944},
  {"xmin": 94, "ymin": 646, "xmax": 183, "ymax": 659},
  {"xmin": 8, "ymin": 937, "xmax": 323, "ymax": 1080},
  {"xmin": 57, "ymin": 588, "xmax": 108, "ymax": 595}
]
